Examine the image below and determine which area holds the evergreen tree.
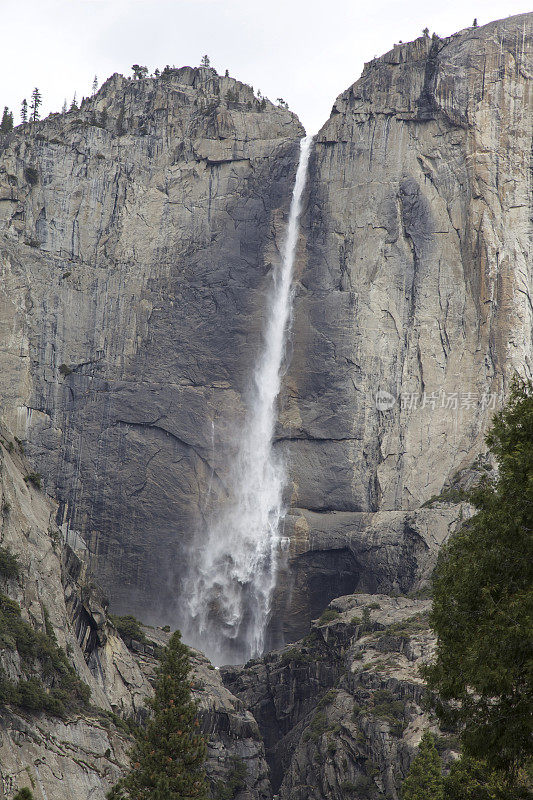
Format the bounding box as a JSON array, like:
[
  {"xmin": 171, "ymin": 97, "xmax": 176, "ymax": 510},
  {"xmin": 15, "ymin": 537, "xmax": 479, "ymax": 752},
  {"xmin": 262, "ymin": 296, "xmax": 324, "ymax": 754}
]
[
  {"xmin": 13, "ymin": 789, "xmax": 34, "ymax": 800},
  {"xmin": 131, "ymin": 64, "xmax": 148, "ymax": 79},
  {"xmin": 200, "ymin": 54, "xmax": 210, "ymax": 67},
  {"xmin": 425, "ymin": 378, "xmax": 533, "ymax": 779},
  {"xmin": 473, "ymin": 18, "xmax": 478, "ymax": 27},
  {"xmin": 70, "ymin": 93, "xmax": 78, "ymax": 111},
  {"xmin": 62, "ymin": 99, "xmax": 67, "ymax": 114},
  {"xmin": 30, "ymin": 87, "xmax": 42, "ymax": 122},
  {"xmin": 443, "ymin": 757, "xmax": 531, "ymax": 800},
  {"xmin": 92, "ymin": 75, "xmax": 98, "ymax": 95},
  {"xmin": 0, "ymin": 106, "xmax": 13, "ymax": 133},
  {"xmin": 20, "ymin": 98, "xmax": 28, "ymax": 124},
  {"xmin": 107, "ymin": 631, "xmax": 208, "ymax": 800},
  {"xmin": 401, "ymin": 732, "xmax": 444, "ymax": 800}
]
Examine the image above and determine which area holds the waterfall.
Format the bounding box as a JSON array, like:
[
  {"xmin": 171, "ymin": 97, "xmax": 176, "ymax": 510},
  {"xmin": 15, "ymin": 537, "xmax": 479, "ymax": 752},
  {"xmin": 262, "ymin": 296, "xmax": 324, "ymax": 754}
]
[{"xmin": 184, "ymin": 135, "xmax": 313, "ymax": 665}]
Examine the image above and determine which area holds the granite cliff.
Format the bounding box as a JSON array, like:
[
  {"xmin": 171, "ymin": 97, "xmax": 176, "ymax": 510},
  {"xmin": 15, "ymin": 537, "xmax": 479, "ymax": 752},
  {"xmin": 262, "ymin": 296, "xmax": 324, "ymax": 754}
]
[
  {"xmin": 277, "ymin": 11, "xmax": 533, "ymax": 636},
  {"xmin": 0, "ymin": 67, "xmax": 304, "ymax": 624},
  {"xmin": 0, "ymin": 11, "xmax": 531, "ymax": 799},
  {"xmin": 0, "ymin": 430, "xmax": 271, "ymax": 799},
  {"xmin": 1, "ymin": 16, "xmax": 531, "ymax": 638}
]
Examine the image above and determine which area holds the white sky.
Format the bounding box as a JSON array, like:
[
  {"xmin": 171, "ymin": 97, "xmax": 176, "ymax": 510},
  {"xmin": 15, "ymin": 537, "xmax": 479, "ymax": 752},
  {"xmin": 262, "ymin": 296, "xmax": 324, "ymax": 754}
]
[{"xmin": 1, "ymin": 0, "xmax": 531, "ymax": 134}]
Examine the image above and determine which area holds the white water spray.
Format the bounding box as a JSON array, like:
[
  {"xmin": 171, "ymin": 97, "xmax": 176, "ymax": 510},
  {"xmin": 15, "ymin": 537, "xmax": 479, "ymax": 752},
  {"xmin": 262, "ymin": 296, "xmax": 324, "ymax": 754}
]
[{"xmin": 184, "ymin": 135, "xmax": 313, "ymax": 665}]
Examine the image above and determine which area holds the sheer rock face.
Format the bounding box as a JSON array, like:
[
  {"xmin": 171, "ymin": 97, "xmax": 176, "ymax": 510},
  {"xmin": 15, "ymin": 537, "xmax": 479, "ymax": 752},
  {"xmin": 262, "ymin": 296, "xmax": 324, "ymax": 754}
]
[
  {"xmin": 277, "ymin": 13, "xmax": 533, "ymax": 632},
  {"xmin": 0, "ymin": 68, "xmax": 304, "ymax": 621},
  {"xmin": 0, "ymin": 17, "xmax": 531, "ymax": 636}
]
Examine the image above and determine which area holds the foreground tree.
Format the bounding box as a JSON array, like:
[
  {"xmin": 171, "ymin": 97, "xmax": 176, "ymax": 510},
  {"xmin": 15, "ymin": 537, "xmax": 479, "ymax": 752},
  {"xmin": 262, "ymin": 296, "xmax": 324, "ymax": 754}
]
[
  {"xmin": 107, "ymin": 631, "xmax": 208, "ymax": 800},
  {"xmin": 425, "ymin": 378, "xmax": 533, "ymax": 780},
  {"xmin": 401, "ymin": 732, "xmax": 444, "ymax": 800},
  {"xmin": 443, "ymin": 756, "xmax": 531, "ymax": 800}
]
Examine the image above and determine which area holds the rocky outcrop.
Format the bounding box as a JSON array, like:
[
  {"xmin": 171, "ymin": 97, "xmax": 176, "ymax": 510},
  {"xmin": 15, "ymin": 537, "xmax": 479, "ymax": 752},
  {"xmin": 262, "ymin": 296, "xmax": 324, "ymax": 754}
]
[
  {"xmin": 0, "ymin": 435, "xmax": 453, "ymax": 800},
  {"xmin": 0, "ymin": 431, "xmax": 271, "ymax": 799},
  {"xmin": 276, "ymin": 13, "xmax": 533, "ymax": 633},
  {"xmin": 0, "ymin": 708, "xmax": 130, "ymax": 800},
  {"xmin": 223, "ymin": 593, "xmax": 455, "ymax": 799},
  {"xmin": 0, "ymin": 67, "xmax": 304, "ymax": 623},
  {"xmin": 190, "ymin": 648, "xmax": 272, "ymax": 799},
  {"xmin": 0, "ymin": 429, "xmax": 132, "ymax": 797},
  {"xmin": 275, "ymin": 502, "xmax": 468, "ymax": 641}
]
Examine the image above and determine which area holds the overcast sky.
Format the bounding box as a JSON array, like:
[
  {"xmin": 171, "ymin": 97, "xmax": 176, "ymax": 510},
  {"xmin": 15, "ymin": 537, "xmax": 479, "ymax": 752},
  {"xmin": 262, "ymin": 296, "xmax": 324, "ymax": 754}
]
[{"xmin": 1, "ymin": 0, "xmax": 531, "ymax": 134}]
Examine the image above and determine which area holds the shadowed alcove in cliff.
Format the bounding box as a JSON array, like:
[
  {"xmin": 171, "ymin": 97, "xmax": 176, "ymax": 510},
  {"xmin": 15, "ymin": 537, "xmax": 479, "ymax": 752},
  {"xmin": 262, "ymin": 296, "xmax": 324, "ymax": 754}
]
[{"xmin": 280, "ymin": 547, "xmax": 361, "ymax": 643}]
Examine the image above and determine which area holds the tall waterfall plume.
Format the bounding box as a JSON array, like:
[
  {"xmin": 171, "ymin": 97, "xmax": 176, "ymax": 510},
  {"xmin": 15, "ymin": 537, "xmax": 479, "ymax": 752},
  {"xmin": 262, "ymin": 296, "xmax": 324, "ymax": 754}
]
[{"xmin": 183, "ymin": 135, "xmax": 313, "ymax": 665}]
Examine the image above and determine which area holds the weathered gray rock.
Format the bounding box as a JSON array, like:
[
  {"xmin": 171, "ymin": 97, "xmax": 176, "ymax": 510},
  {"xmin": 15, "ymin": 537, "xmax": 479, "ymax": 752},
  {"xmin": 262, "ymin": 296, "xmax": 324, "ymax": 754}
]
[
  {"xmin": 285, "ymin": 14, "xmax": 533, "ymax": 510},
  {"xmin": 223, "ymin": 593, "xmax": 454, "ymax": 799},
  {"xmin": 0, "ymin": 431, "xmax": 136, "ymax": 797},
  {"xmin": 0, "ymin": 68, "xmax": 304, "ymax": 623},
  {"xmin": 0, "ymin": 14, "xmax": 531, "ymax": 651},
  {"xmin": 0, "ymin": 431, "xmax": 272, "ymax": 799},
  {"xmin": 273, "ymin": 503, "xmax": 469, "ymax": 641},
  {"xmin": 0, "ymin": 16, "xmax": 530, "ymax": 798},
  {"xmin": 190, "ymin": 648, "xmax": 272, "ymax": 799},
  {"xmin": 276, "ymin": 12, "xmax": 533, "ymax": 631},
  {"xmin": 0, "ymin": 708, "xmax": 130, "ymax": 800}
]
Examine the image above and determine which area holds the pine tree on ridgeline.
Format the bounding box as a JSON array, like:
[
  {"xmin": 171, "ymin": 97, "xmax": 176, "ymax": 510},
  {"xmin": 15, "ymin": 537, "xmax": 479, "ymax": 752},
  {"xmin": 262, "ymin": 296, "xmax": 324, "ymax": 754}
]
[
  {"xmin": 107, "ymin": 630, "xmax": 208, "ymax": 800},
  {"xmin": 131, "ymin": 64, "xmax": 148, "ymax": 79},
  {"xmin": 0, "ymin": 106, "xmax": 13, "ymax": 133},
  {"xmin": 30, "ymin": 87, "xmax": 42, "ymax": 121},
  {"xmin": 20, "ymin": 98, "xmax": 28, "ymax": 124}
]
